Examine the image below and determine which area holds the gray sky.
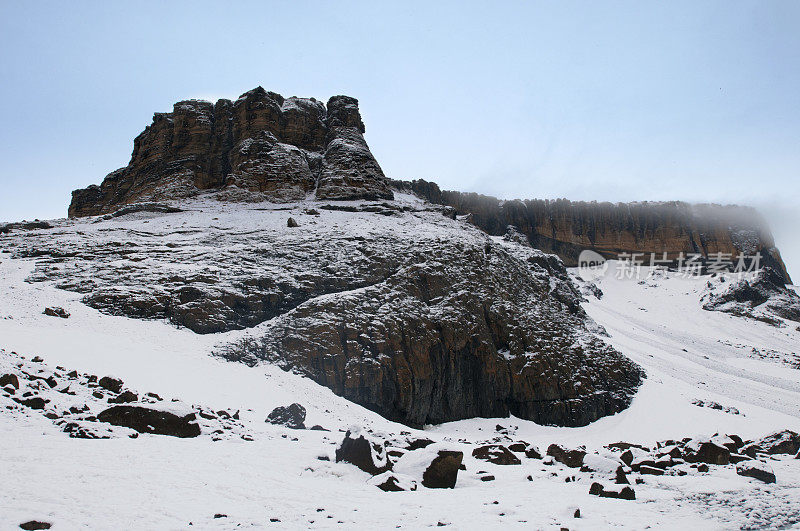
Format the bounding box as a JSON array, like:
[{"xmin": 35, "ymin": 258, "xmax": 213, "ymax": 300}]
[{"xmin": 1, "ymin": 1, "xmax": 798, "ymax": 280}]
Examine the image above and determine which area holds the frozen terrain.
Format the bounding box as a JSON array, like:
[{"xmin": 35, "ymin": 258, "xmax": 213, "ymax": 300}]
[{"xmin": 2, "ymin": 200, "xmax": 800, "ymax": 529}]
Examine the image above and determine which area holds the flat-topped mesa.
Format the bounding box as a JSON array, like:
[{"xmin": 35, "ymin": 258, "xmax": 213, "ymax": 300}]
[
  {"xmin": 394, "ymin": 179, "xmax": 792, "ymax": 284},
  {"xmin": 68, "ymin": 88, "xmax": 393, "ymax": 217}
]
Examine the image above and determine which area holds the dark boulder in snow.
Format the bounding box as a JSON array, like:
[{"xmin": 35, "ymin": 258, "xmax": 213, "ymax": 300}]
[
  {"xmin": 97, "ymin": 405, "xmax": 201, "ymax": 438},
  {"xmin": 19, "ymin": 521, "xmax": 52, "ymax": 530},
  {"xmin": 335, "ymin": 427, "xmax": 390, "ymax": 475},
  {"xmin": 43, "ymin": 307, "xmax": 70, "ymax": 318},
  {"xmin": 546, "ymin": 444, "xmax": 586, "ymax": 468},
  {"xmin": 108, "ymin": 390, "xmax": 138, "ymax": 404},
  {"xmin": 422, "ymin": 450, "xmax": 463, "ymax": 488},
  {"xmin": 736, "ymin": 461, "xmax": 776, "ymax": 484},
  {"xmin": 368, "ymin": 472, "xmax": 418, "ymax": 492},
  {"xmin": 393, "ymin": 445, "xmax": 463, "ymax": 489},
  {"xmin": 589, "ymin": 482, "xmax": 635, "ymax": 500},
  {"xmin": 287, "ymin": 217, "xmax": 299, "ymax": 228},
  {"xmin": 756, "ymin": 430, "xmax": 800, "ymax": 455},
  {"xmin": 98, "ymin": 376, "xmax": 123, "ymax": 394},
  {"xmin": 472, "ymin": 445, "xmax": 521, "ymax": 465},
  {"xmin": 13, "ymin": 396, "xmax": 47, "ymax": 410},
  {"xmin": 683, "ymin": 439, "xmax": 730, "ymax": 465},
  {"xmin": 265, "ymin": 403, "xmax": 306, "ymax": 429},
  {"xmin": 0, "ymin": 373, "xmax": 20, "ymax": 389}
]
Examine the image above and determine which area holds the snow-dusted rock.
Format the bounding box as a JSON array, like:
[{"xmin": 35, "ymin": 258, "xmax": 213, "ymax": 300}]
[
  {"xmin": 335, "ymin": 426, "xmax": 390, "ymax": 475},
  {"xmin": 367, "ymin": 472, "xmax": 418, "ymax": 492},
  {"xmin": 393, "ymin": 444, "xmax": 463, "ymax": 489},
  {"xmin": 736, "ymin": 461, "xmax": 776, "ymax": 484},
  {"xmin": 265, "ymin": 403, "xmax": 306, "ymax": 429}
]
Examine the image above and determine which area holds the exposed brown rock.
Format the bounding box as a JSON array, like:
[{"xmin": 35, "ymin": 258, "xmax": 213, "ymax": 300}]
[
  {"xmin": 393, "ymin": 179, "xmax": 791, "ymax": 283},
  {"xmin": 69, "ymin": 89, "xmax": 392, "ymax": 217}
]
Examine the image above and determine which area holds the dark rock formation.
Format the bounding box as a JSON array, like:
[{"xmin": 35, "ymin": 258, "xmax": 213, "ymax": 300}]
[
  {"xmin": 43, "ymin": 307, "xmax": 70, "ymax": 318},
  {"xmin": 703, "ymin": 268, "xmax": 800, "ymax": 324},
  {"xmin": 589, "ymin": 482, "xmax": 635, "ymax": 500},
  {"xmin": 98, "ymin": 376, "xmax": 123, "ymax": 394},
  {"xmin": 97, "ymin": 405, "xmax": 201, "ymax": 438},
  {"xmin": 19, "ymin": 521, "xmax": 52, "ymax": 530},
  {"xmin": 265, "ymin": 403, "xmax": 306, "ymax": 429},
  {"xmin": 472, "ymin": 445, "xmax": 521, "ymax": 465},
  {"xmin": 422, "ymin": 450, "xmax": 463, "ymax": 488},
  {"xmin": 69, "ymin": 88, "xmax": 392, "ymax": 217},
  {"xmin": 392, "ymin": 179, "xmax": 791, "ymax": 284},
  {"xmin": 756, "ymin": 430, "xmax": 800, "ymax": 455},
  {"xmin": 736, "ymin": 461, "xmax": 776, "ymax": 484},
  {"xmin": 369, "ymin": 472, "xmax": 418, "ymax": 492},
  {"xmin": 547, "ymin": 444, "xmax": 587, "ymax": 468},
  {"xmin": 335, "ymin": 427, "xmax": 391, "ymax": 475}
]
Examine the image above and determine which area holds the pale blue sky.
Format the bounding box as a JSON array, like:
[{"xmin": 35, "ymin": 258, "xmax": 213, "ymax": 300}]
[{"xmin": 1, "ymin": 1, "xmax": 798, "ymax": 279}]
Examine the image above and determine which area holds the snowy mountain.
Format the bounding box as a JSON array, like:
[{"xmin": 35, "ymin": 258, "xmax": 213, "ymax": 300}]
[
  {"xmin": 2, "ymin": 88, "xmax": 800, "ymax": 529},
  {"xmin": 2, "ymin": 193, "xmax": 800, "ymax": 529}
]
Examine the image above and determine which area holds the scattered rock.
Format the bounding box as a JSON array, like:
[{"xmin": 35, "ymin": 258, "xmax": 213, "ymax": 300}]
[
  {"xmin": 98, "ymin": 376, "xmax": 124, "ymax": 393},
  {"xmin": 265, "ymin": 403, "xmax": 306, "ymax": 429},
  {"xmin": 589, "ymin": 482, "xmax": 635, "ymax": 500},
  {"xmin": 0, "ymin": 373, "xmax": 20, "ymax": 389},
  {"xmin": 13, "ymin": 396, "xmax": 47, "ymax": 409},
  {"xmin": 736, "ymin": 461, "xmax": 776, "ymax": 484},
  {"xmin": 287, "ymin": 217, "xmax": 299, "ymax": 228},
  {"xmin": 422, "ymin": 450, "xmax": 463, "ymax": 489},
  {"xmin": 43, "ymin": 307, "xmax": 70, "ymax": 319},
  {"xmin": 683, "ymin": 439, "xmax": 730, "ymax": 465},
  {"xmin": 547, "ymin": 444, "xmax": 586, "ymax": 468},
  {"xmin": 757, "ymin": 430, "xmax": 800, "ymax": 455},
  {"xmin": 19, "ymin": 521, "xmax": 51, "ymax": 530},
  {"xmin": 368, "ymin": 472, "xmax": 418, "ymax": 492},
  {"xmin": 472, "ymin": 445, "xmax": 521, "ymax": 465},
  {"xmin": 97, "ymin": 406, "xmax": 201, "ymax": 438},
  {"xmin": 108, "ymin": 390, "xmax": 138, "ymax": 404},
  {"xmin": 335, "ymin": 427, "xmax": 390, "ymax": 475},
  {"xmin": 406, "ymin": 438, "xmax": 435, "ymax": 451}
]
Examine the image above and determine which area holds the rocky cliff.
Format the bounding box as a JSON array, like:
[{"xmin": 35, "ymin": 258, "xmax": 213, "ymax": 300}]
[
  {"xmin": 4, "ymin": 199, "xmax": 643, "ymax": 428},
  {"xmin": 393, "ymin": 180, "xmax": 791, "ymax": 283},
  {"xmin": 68, "ymin": 88, "xmax": 392, "ymax": 217}
]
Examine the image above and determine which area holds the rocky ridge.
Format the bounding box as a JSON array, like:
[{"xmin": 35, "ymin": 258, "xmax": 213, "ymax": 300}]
[
  {"xmin": 393, "ymin": 179, "xmax": 791, "ymax": 284},
  {"xmin": 2, "ymin": 196, "xmax": 642, "ymax": 428},
  {"xmin": 68, "ymin": 88, "xmax": 392, "ymax": 217}
]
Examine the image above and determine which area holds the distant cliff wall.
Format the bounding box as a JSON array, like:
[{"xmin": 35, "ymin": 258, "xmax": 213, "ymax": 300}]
[{"xmin": 392, "ymin": 179, "xmax": 791, "ymax": 283}]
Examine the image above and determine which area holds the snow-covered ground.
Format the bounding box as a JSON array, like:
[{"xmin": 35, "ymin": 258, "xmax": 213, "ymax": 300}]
[{"xmin": 2, "ymin": 208, "xmax": 800, "ymax": 529}]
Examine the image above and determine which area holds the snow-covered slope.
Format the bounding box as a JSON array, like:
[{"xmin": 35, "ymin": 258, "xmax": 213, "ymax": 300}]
[{"xmin": 2, "ymin": 208, "xmax": 800, "ymax": 529}]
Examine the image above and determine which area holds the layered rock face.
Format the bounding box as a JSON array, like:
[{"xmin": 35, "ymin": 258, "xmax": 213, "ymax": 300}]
[
  {"xmin": 5, "ymin": 200, "xmax": 643, "ymax": 428},
  {"xmin": 393, "ymin": 180, "xmax": 791, "ymax": 283},
  {"xmin": 68, "ymin": 88, "xmax": 392, "ymax": 217}
]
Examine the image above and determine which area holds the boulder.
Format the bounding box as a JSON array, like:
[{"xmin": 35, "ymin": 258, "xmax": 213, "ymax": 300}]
[
  {"xmin": 525, "ymin": 446, "xmax": 543, "ymax": 459},
  {"xmin": 108, "ymin": 390, "xmax": 138, "ymax": 404},
  {"xmin": 393, "ymin": 445, "xmax": 463, "ymax": 489},
  {"xmin": 589, "ymin": 482, "xmax": 635, "ymax": 500},
  {"xmin": 13, "ymin": 396, "xmax": 47, "ymax": 410},
  {"xmin": 97, "ymin": 406, "xmax": 201, "ymax": 438},
  {"xmin": 757, "ymin": 430, "xmax": 800, "ymax": 455},
  {"xmin": 43, "ymin": 307, "xmax": 70, "ymax": 318},
  {"xmin": 265, "ymin": 403, "xmax": 306, "ymax": 429},
  {"xmin": 546, "ymin": 444, "xmax": 586, "ymax": 468},
  {"xmin": 472, "ymin": 445, "xmax": 521, "ymax": 465},
  {"xmin": 98, "ymin": 376, "xmax": 124, "ymax": 393},
  {"xmin": 422, "ymin": 451, "xmax": 463, "ymax": 489},
  {"xmin": 335, "ymin": 427, "xmax": 390, "ymax": 475},
  {"xmin": 287, "ymin": 217, "xmax": 299, "ymax": 228},
  {"xmin": 405, "ymin": 438, "xmax": 435, "ymax": 451},
  {"xmin": 683, "ymin": 440, "xmax": 730, "ymax": 465},
  {"xmin": 19, "ymin": 522, "xmax": 51, "ymax": 530},
  {"xmin": 736, "ymin": 461, "xmax": 776, "ymax": 484},
  {"xmin": 0, "ymin": 373, "xmax": 20, "ymax": 389},
  {"xmin": 368, "ymin": 472, "xmax": 418, "ymax": 492}
]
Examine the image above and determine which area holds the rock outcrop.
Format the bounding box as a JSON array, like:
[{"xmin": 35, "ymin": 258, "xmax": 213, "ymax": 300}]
[
  {"xmin": 703, "ymin": 268, "xmax": 800, "ymax": 325},
  {"xmin": 6, "ymin": 200, "xmax": 643, "ymax": 428},
  {"xmin": 68, "ymin": 88, "xmax": 392, "ymax": 217},
  {"xmin": 393, "ymin": 179, "xmax": 791, "ymax": 284}
]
